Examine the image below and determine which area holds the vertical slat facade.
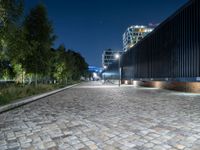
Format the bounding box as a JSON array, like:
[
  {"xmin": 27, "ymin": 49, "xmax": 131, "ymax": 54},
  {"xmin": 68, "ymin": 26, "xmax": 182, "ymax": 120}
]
[{"xmin": 105, "ymin": 0, "xmax": 200, "ymax": 82}]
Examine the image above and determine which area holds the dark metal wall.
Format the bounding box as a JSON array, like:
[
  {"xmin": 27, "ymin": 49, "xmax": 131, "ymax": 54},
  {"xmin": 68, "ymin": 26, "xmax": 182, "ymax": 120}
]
[
  {"xmin": 103, "ymin": 62, "xmax": 119, "ymax": 80},
  {"xmin": 104, "ymin": 0, "xmax": 200, "ymax": 82}
]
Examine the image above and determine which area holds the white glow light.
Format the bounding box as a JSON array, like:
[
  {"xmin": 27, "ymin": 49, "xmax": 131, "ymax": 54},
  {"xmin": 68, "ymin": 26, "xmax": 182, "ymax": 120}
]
[{"xmin": 115, "ymin": 54, "xmax": 120, "ymax": 59}]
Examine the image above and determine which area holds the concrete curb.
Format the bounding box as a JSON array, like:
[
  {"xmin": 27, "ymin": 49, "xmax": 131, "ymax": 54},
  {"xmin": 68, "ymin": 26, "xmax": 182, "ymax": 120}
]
[{"xmin": 0, "ymin": 83, "xmax": 80, "ymax": 114}]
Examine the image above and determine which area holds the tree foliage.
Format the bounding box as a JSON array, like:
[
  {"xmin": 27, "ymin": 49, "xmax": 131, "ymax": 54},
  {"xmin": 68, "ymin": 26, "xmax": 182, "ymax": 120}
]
[
  {"xmin": 0, "ymin": 2, "xmax": 88, "ymax": 85},
  {"xmin": 50, "ymin": 45, "xmax": 88, "ymax": 84},
  {"xmin": 0, "ymin": 0, "xmax": 23, "ymax": 26},
  {"xmin": 23, "ymin": 4, "xmax": 56, "ymax": 85},
  {"xmin": 0, "ymin": 0, "xmax": 24, "ymax": 79}
]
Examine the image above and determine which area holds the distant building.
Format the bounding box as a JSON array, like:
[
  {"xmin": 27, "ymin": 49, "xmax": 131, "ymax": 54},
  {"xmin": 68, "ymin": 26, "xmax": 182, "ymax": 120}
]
[
  {"xmin": 102, "ymin": 49, "xmax": 123, "ymax": 68},
  {"xmin": 123, "ymin": 25, "xmax": 154, "ymax": 51}
]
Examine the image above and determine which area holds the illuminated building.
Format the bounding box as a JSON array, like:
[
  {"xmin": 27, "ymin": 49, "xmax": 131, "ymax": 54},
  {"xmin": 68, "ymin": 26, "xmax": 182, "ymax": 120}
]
[
  {"xmin": 123, "ymin": 25, "xmax": 153, "ymax": 51},
  {"xmin": 102, "ymin": 49, "xmax": 123, "ymax": 68}
]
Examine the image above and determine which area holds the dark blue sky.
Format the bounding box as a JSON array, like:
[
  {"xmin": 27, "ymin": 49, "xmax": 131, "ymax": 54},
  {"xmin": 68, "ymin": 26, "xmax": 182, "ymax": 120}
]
[{"xmin": 25, "ymin": 0, "xmax": 188, "ymax": 67}]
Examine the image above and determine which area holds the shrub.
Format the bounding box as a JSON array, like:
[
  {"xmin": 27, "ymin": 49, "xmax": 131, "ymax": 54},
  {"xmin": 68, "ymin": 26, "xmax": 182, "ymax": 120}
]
[{"xmin": 0, "ymin": 84, "xmax": 56, "ymax": 106}]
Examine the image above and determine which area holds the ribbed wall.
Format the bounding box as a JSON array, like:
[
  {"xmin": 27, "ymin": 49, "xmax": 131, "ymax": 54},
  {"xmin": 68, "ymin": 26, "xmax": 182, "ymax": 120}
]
[{"xmin": 118, "ymin": 0, "xmax": 200, "ymax": 82}]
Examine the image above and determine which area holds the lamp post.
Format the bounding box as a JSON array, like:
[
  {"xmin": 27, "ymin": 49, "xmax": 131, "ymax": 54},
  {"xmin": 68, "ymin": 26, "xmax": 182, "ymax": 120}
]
[
  {"xmin": 103, "ymin": 65, "xmax": 107, "ymax": 83},
  {"xmin": 115, "ymin": 53, "xmax": 121, "ymax": 87}
]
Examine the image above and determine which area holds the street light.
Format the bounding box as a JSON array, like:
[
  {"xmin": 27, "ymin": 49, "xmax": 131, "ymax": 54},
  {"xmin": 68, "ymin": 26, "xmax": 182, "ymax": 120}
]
[
  {"xmin": 102, "ymin": 65, "xmax": 107, "ymax": 83},
  {"xmin": 115, "ymin": 54, "xmax": 120, "ymax": 59},
  {"xmin": 115, "ymin": 53, "xmax": 121, "ymax": 87}
]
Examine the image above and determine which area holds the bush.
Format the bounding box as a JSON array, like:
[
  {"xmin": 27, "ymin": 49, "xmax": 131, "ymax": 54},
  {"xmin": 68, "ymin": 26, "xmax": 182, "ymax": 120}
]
[{"xmin": 0, "ymin": 84, "xmax": 56, "ymax": 106}]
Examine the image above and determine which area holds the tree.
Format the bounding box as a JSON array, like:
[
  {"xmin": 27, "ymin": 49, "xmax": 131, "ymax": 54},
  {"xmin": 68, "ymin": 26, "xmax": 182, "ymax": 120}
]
[
  {"xmin": 23, "ymin": 4, "xmax": 56, "ymax": 86},
  {"xmin": 0, "ymin": 0, "xmax": 23, "ymax": 26},
  {"xmin": 51, "ymin": 45, "xmax": 65, "ymax": 83},
  {"xmin": 50, "ymin": 45, "xmax": 88, "ymax": 84},
  {"xmin": 7, "ymin": 27, "xmax": 31, "ymax": 83},
  {"xmin": 0, "ymin": 0, "xmax": 23, "ymax": 50},
  {"xmin": 67, "ymin": 50, "xmax": 88, "ymax": 81},
  {"xmin": 0, "ymin": 0, "xmax": 24, "ymax": 80},
  {"xmin": 52, "ymin": 45, "xmax": 72, "ymax": 84}
]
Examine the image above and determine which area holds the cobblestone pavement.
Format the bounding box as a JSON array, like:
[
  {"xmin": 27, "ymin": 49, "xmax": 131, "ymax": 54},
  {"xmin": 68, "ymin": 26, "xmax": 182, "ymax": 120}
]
[{"xmin": 1, "ymin": 82, "xmax": 200, "ymax": 150}]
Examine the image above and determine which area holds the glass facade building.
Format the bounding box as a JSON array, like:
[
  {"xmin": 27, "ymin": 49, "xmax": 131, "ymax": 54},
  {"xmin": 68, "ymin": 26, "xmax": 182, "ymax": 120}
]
[{"xmin": 123, "ymin": 25, "xmax": 154, "ymax": 52}]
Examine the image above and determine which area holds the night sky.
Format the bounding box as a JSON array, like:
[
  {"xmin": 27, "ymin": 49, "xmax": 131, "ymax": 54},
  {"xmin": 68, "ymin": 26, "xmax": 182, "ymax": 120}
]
[{"xmin": 25, "ymin": 0, "xmax": 188, "ymax": 67}]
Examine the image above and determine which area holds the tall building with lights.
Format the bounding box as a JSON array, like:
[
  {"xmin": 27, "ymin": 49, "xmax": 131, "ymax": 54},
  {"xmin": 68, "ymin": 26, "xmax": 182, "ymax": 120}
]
[
  {"xmin": 102, "ymin": 49, "xmax": 123, "ymax": 68},
  {"xmin": 123, "ymin": 25, "xmax": 154, "ymax": 51}
]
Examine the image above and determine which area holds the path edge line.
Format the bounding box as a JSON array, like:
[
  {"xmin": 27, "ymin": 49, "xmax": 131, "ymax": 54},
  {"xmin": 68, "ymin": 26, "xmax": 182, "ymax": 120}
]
[{"xmin": 0, "ymin": 83, "xmax": 81, "ymax": 114}]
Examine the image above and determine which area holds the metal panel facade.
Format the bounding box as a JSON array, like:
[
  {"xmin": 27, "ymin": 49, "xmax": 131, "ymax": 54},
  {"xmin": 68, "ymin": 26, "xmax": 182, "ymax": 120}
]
[{"xmin": 105, "ymin": 0, "xmax": 200, "ymax": 82}]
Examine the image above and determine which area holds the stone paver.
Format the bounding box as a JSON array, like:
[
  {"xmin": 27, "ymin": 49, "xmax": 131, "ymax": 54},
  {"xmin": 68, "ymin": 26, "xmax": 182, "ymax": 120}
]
[{"xmin": 1, "ymin": 81, "xmax": 200, "ymax": 150}]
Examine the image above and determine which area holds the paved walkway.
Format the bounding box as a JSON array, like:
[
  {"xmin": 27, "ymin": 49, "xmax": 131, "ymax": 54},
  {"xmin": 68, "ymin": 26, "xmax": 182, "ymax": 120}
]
[{"xmin": 1, "ymin": 82, "xmax": 200, "ymax": 150}]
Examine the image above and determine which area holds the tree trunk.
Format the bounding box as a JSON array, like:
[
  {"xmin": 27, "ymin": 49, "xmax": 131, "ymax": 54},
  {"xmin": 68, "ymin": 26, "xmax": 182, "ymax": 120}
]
[
  {"xmin": 35, "ymin": 64, "xmax": 38, "ymax": 86},
  {"xmin": 35, "ymin": 72, "xmax": 38, "ymax": 86},
  {"xmin": 22, "ymin": 69, "xmax": 25, "ymax": 86},
  {"xmin": 22, "ymin": 69, "xmax": 23, "ymax": 85}
]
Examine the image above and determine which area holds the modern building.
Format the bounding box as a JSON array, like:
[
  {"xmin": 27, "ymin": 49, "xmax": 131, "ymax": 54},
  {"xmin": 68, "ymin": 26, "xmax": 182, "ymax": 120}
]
[
  {"xmin": 104, "ymin": 0, "xmax": 200, "ymax": 92},
  {"xmin": 102, "ymin": 49, "xmax": 123, "ymax": 68},
  {"xmin": 123, "ymin": 25, "xmax": 154, "ymax": 51}
]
